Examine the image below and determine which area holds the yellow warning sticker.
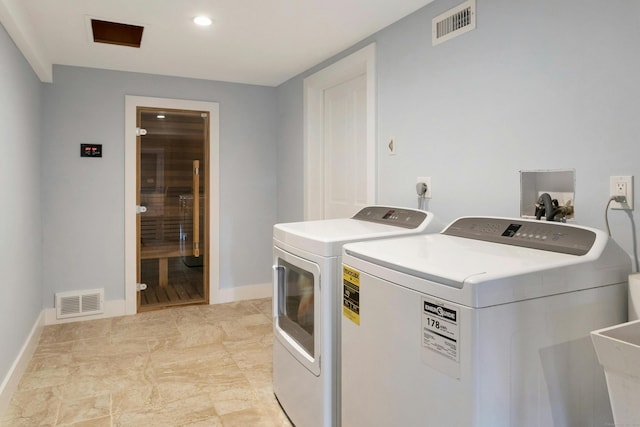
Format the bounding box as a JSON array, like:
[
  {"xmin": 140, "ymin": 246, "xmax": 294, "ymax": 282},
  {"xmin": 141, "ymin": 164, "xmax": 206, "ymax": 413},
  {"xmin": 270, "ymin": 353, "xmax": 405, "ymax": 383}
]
[{"xmin": 343, "ymin": 266, "xmax": 360, "ymax": 325}]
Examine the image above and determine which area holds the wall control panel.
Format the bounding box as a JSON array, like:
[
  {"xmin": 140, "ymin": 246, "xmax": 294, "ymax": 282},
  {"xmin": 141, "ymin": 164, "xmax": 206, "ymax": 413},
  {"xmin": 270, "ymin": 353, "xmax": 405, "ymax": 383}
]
[{"xmin": 81, "ymin": 144, "xmax": 102, "ymax": 158}]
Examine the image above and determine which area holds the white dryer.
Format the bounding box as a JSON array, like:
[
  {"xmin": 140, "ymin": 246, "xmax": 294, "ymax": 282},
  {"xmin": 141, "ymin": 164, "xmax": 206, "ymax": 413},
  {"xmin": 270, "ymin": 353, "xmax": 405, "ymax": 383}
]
[
  {"xmin": 272, "ymin": 206, "xmax": 441, "ymax": 427},
  {"xmin": 341, "ymin": 217, "xmax": 631, "ymax": 427}
]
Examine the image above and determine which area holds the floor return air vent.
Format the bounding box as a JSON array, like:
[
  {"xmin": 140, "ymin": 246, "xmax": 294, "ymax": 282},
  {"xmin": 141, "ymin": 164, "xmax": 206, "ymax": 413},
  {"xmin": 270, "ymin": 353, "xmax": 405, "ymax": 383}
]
[
  {"xmin": 55, "ymin": 288, "xmax": 104, "ymax": 319},
  {"xmin": 432, "ymin": 0, "xmax": 476, "ymax": 46}
]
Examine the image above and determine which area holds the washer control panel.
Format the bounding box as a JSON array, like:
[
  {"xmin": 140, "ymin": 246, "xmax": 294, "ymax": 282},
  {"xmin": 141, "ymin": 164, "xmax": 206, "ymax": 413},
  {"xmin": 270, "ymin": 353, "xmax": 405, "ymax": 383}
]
[
  {"xmin": 352, "ymin": 206, "xmax": 428, "ymax": 229},
  {"xmin": 443, "ymin": 217, "xmax": 596, "ymax": 255}
]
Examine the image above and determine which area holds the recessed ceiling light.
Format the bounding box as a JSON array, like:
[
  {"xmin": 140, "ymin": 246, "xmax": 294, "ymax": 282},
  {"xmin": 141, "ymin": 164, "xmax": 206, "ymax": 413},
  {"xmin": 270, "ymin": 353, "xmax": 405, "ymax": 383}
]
[
  {"xmin": 157, "ymin": 114, "xmax": 165, "ymax": 119},
  {"xmin": 193, "ymin": 16, "xmax": 212, "ymax": 26}
]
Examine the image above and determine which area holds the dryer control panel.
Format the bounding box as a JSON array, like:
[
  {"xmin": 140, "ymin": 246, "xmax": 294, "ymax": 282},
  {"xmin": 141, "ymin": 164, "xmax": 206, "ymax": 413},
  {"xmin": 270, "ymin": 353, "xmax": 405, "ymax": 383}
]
[
  {"xmin": 352, "ymin": 206, "xmax": 428, "ymax": 229},
  {"xmin": 443, "ymin": 217, "xmax": 596, "ymax": 255}
]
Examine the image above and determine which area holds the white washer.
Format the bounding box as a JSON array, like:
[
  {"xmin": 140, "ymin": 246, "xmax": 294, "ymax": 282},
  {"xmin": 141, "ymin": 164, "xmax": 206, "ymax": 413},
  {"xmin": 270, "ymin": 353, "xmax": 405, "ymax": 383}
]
[
  {"xmin": 272, "ymin": 206, "xmax": 442, "ymax": 427},
  {"xmin": 341, "ymin": 216, "xmax": 631, "ymax": 427}
]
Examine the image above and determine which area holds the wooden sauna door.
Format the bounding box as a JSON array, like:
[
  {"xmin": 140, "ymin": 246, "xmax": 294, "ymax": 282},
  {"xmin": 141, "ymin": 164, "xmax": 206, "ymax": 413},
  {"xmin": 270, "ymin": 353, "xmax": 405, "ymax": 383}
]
[{"xmin": 136, "ymin": 107, "xmax": 209, "ymax": 311}]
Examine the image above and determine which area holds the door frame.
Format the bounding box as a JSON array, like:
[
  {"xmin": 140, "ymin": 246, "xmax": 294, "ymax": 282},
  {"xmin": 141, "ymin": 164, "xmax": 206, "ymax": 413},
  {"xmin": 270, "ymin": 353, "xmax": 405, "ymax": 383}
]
[
  {"xmin": 303, "ymin": 43, "xmax": 376, "ymax": 220},
  {"xmin": 124, "ymin": 96, "xmax": 220, "ymax": 315}
]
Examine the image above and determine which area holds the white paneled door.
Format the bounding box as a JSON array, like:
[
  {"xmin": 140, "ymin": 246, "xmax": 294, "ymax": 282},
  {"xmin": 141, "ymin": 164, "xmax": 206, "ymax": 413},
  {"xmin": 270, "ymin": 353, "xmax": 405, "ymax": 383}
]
[
  {"xmin": 323, "ymin": 74, "xmax": 368, "ymax": 219},
  {"xmin": 304, "ymin": 44, "xmax": 376, "ymax": 221}
]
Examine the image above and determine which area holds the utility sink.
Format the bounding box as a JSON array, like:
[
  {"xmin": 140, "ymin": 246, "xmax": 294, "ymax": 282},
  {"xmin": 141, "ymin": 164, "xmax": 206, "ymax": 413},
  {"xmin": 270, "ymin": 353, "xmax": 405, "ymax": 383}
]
[{"xmin": 591, "ymin": 319, "xmax": 640, "ymax": 426}]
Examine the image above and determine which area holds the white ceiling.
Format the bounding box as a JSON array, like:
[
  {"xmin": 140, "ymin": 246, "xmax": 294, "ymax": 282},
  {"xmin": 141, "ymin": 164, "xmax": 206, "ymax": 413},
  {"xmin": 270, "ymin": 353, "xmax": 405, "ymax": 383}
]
[{"xmin": 0, "ymin": 0, "xmax": 434, "ymax": 86}]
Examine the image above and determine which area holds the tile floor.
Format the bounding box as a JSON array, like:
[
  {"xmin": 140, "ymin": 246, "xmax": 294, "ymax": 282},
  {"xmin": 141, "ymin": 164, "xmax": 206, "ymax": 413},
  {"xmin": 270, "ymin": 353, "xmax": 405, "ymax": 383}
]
[{"xmin": 1, "ymin": 298, "xmax": 293, "ymax": 427}]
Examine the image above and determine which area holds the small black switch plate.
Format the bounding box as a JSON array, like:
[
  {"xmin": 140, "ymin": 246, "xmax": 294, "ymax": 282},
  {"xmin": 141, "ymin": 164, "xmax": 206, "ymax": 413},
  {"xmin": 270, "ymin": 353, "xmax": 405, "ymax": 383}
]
[{"xmin": 81, "ymin": 144, "xmax": 102, "ymax": 158}]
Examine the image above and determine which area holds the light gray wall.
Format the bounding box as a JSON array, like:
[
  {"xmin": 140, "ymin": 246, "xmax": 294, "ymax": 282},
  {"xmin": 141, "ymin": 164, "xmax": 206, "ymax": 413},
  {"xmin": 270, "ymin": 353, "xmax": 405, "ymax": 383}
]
[
  {"xmin": 0, "ymin": 24, "xmax": 43, "ymax": 388},
  {"xmin": 277, "ymin": 0, "xmax": 640, "ymax": 269},
  {"xmin": 275, "ymin": 77, "xmax": 304, "ymax": 223},
  {"xmin": 41, "ymin": 65, "xmax": 277, "ymax": 306}
]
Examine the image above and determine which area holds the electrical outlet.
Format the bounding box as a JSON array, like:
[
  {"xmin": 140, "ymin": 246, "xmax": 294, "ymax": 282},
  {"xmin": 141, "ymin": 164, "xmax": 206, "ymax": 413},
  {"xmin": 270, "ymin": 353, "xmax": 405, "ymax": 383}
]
[
  {"xmin": 610, "ymin": 176, "xmax": 634, "ymax": 210},
  {"xmin": 417, "ymin": 177, "xmax": 432, "ymax": 198}
]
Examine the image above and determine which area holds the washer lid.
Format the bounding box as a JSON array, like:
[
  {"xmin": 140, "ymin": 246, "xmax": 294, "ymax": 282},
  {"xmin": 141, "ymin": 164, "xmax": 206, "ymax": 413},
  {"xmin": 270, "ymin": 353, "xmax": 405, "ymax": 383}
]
[
  {"xmin": 274, "ymin": 207, "xmax": 441, "ymax": 257},
  {"xmin": 343, "ymin": 219, "xmax": 631, "ymax": 307},
  {"xmin": 345, "ymin": 233, "xmax": 577, "ymax": 287}
]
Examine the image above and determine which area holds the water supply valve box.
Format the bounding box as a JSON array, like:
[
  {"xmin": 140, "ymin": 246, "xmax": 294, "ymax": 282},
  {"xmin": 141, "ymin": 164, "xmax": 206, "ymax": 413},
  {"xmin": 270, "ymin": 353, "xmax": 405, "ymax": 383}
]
[{"xmin": 520, "ymin": 169, "xmax": 575, "ymax": 221}]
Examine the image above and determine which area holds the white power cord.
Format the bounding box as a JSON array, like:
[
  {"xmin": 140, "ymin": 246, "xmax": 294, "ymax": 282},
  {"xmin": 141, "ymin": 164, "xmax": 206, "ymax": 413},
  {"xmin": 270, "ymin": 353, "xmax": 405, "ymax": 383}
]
[
  {"xmin": 605, "ymin": 195, "xmax": 627, "ymax": 236},
  {"xmin": 604, "ymin": 195, "xmax": 639, "ymax": 272}
]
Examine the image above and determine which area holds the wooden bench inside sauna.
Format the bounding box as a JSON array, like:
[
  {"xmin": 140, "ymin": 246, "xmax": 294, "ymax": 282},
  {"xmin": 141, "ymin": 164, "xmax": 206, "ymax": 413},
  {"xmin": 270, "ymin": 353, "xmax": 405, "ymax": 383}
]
[{"xmin": 139, "ymin": 185, "xmax": 203, "ymax": 287}]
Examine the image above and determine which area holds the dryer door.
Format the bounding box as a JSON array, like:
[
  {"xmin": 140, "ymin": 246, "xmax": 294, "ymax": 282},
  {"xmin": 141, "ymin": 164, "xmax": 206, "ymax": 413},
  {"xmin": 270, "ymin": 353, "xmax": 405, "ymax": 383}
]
[{"xmin": 273, "ymin": 247, "xmax": 321, "ymax": 376}]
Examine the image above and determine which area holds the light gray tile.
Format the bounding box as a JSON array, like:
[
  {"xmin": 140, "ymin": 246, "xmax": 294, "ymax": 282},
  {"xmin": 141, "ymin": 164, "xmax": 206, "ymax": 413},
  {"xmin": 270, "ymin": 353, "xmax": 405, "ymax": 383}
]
[{"xmin": 8, "ymin": 298, "xmax": 288, "ymax": 426}]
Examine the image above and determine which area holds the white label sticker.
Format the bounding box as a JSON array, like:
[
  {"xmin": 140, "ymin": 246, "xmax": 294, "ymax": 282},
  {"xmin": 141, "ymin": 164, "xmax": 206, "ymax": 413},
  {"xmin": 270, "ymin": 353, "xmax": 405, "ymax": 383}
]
[{"xmin": 422, "ymin": 297, "xmax": 460, "ymax": 362}]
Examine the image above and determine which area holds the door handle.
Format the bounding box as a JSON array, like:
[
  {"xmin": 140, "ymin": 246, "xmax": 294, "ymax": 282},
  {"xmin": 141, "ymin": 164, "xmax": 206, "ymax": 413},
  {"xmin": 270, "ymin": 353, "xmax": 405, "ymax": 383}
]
[
  {"xmin": 136, "ymin": 205, "xmax": 147, "ymax": 214},
  {"xmin": 273, "ymin": 265, "xmax": 286, "ymax": 316},
  {"xmin": 192, "ymin": 160, "xmax": 200, "ymax": 257}
]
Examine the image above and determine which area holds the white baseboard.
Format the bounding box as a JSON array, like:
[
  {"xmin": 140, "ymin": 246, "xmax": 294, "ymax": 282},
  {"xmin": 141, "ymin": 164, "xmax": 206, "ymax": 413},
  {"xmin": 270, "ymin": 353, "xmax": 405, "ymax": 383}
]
[
  {"xmin": 212, "ymin": 282, "xmax": 272, "ymax": 304},
  {"xmin": 43, "ymin": 284, "xmax": 272, "ymax": 324},
  {"xmin": 43, "ymin": 283, "xmax": 273, "ymax": 324},
  {"xmin": 44, "ymin": 299, "xmax": 127, "ymax": 325},
  {"xmin": 0, "ymin": 310, "xmax": 45, "ymax": 417}
]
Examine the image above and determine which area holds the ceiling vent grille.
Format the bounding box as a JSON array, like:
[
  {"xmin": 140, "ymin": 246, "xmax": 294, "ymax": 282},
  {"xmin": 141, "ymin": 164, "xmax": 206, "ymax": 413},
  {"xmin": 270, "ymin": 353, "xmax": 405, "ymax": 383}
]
[
  {"xmin": 432, "ymin": 0, "xmax": 476, "ymax": 46},
  {"xmin": 91, "ymin": 19, "xmax": 144, "ymax": 48},
  {"xmin": 56, "ymin": 288, "xmax": 104, "ymax": 319}
]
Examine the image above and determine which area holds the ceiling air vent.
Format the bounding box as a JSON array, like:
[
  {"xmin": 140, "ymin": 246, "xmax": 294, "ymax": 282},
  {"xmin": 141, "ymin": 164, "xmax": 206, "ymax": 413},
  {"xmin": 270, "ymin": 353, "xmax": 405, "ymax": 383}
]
[
  {"xmin": 432, "ymin": 0, "xmax": 476, "ymax": 46},
  {"xmin": 91, "ymin": 19, "xmax": 144, "ymax": 48},
  {"xmin": 56, "ymin": 288, "xmax": 104, "ymax": 319}
]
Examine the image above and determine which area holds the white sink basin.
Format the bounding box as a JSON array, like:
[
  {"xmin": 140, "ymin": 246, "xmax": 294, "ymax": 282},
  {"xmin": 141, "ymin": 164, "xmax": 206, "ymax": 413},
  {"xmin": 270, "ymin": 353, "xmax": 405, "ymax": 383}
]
[{"xmin": 591, "ymin": 319, "xmax": 640, "ymax": 426}]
